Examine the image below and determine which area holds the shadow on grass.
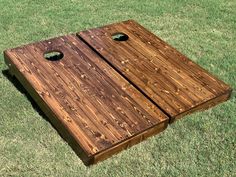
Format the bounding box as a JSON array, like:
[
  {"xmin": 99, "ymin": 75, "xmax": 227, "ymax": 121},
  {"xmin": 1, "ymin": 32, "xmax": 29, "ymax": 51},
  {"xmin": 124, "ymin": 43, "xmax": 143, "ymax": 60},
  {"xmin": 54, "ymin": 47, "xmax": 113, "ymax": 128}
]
[
  {"xmin": 2, "ymin": 69, "xmax": 91, "ymax": 166},
  {"xmin": 2, "ymin": 69, "xmax": 49, "ymax": 122}
]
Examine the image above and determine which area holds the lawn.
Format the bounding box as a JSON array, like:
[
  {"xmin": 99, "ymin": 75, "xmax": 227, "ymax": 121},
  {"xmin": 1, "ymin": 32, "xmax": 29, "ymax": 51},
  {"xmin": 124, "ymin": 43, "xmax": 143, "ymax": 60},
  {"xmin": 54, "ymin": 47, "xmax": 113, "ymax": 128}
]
[{"xmin": 0, "ymin": 0, "xmax": 235, "ymax": 176}]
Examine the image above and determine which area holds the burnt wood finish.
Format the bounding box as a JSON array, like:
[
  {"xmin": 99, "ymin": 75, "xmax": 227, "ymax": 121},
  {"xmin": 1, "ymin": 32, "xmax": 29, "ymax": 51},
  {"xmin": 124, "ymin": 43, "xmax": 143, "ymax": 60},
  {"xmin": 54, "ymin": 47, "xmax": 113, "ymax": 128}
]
[
  {"xmin": 4, "ymin": 34, "xmax": 169, "ymax": 165},
  {"xmin": 4, "ymin": 20, "xmax": 231, "ymax": 165},
  {"xmin": 79, "ymin": 20, "xmax": 232, "ymax": 122}
]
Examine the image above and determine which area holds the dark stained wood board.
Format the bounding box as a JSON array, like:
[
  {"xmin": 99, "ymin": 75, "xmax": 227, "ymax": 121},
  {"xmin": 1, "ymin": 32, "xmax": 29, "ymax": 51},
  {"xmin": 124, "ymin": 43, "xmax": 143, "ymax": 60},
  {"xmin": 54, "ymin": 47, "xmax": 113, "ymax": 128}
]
[
  {"xmin": 79, "ymin": 20, "xmax": 232, "ymax": 122},
  {"xmin": 4, "ymin": 19, "xmax": 232, "ymax": 165},
  {"xmin": 4, "ymin": 34, "xmax": 169, "ymax": 165}
]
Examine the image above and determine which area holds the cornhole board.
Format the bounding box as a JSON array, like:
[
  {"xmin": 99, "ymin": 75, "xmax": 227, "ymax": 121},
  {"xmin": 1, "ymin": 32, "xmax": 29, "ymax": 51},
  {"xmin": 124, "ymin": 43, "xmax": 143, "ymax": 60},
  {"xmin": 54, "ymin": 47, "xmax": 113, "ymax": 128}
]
[
  {"xmin": 79, "ymin": 20, "xmax": 232, "ymax": 122},
  {"xmin": 4, "ymin": 20, "xmax": 231, "ymax": 165},
  {"xmin": 4, "ymin": 34, "xmax": 169, "ymax": 165}
]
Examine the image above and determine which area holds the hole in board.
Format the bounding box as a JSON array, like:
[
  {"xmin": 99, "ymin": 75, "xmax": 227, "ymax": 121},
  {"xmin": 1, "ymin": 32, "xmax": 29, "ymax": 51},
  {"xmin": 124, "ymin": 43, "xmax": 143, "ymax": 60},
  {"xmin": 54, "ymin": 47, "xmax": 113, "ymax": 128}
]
[
  {"xmin": 44, "ymin": 50, "xmax": 64, "ymax": 61},
  {"xmin": 112, "ymin": 32, "xmax": 129, "ymax": 41}
]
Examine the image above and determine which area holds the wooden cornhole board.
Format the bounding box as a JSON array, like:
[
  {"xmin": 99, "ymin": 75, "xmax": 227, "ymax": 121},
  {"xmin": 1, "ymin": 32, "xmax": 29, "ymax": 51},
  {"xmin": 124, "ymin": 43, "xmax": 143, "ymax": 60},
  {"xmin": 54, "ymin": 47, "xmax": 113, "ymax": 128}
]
[{"xmin": 4, "ymin": 20, "xmax": 231, "ymax": 165}]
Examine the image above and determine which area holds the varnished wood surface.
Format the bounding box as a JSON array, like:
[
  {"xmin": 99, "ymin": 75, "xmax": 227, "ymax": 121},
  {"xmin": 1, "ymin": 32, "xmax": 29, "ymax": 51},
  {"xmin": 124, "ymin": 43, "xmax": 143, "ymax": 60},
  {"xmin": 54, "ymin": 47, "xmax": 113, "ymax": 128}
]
[
  {"xmin": 4, "ymin": 20, "xmax": 232, "ymax": 165},
  {"xmin": 4, "ymin": 34, "xmax": 168, "ymax": 165},
  {"xmin": 79, "ymin": 20, "xmax": 232, "ymax": 121}
]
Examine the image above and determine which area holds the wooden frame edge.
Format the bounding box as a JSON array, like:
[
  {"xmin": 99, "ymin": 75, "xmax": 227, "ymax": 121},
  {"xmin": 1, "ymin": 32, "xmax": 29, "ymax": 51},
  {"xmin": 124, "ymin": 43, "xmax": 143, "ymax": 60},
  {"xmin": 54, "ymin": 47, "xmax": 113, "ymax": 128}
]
[
  {"xmin": 172, "ymin": 88, "xmax": 232, "ymax": 123},
  {"xmin": 91, "ymin": 121, "xmax": 168, "ymax": 164}
]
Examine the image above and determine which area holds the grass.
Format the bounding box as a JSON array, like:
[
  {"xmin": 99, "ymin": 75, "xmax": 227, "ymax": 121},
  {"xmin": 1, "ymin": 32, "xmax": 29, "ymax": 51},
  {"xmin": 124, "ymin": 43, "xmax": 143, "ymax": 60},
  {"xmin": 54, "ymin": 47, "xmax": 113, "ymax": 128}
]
[{"xmin": 0, "ymin": 0, "xmax": 235, "ymax": 176}]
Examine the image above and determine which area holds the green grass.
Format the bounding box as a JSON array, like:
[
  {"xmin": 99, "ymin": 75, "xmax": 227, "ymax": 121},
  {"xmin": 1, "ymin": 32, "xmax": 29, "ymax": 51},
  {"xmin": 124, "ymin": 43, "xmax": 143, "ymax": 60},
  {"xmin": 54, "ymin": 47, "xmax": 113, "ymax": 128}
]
[{"xmin": 0, "ymin": 0, "xmax": 235, "ymax": 176}]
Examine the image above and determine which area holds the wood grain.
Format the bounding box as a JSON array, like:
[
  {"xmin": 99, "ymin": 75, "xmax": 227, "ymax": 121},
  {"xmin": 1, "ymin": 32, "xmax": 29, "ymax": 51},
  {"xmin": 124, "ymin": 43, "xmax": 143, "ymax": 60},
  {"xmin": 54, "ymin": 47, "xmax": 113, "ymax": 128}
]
[
  {"xmin": 79, "ymin": 20, "xmax": 232, "ymax": 121},
  {"xmin": 4, "ymin": 34, "xmax": 169, "ymax": 165},
  {"xmin": 4, "ymin": 20, "xmax": 232, "ymax": 165}
]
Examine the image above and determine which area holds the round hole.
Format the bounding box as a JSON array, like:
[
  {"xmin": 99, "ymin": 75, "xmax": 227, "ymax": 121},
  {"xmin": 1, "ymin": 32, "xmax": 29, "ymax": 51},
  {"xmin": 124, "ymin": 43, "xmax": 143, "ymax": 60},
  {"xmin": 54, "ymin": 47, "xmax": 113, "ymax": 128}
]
[
  {"xmin": 44, "ymin": 50, "xmax": 64, "ymax": 61},
  {"xmin": 112, "ymin": 32, "xmax": 129, "ymax": 41}
]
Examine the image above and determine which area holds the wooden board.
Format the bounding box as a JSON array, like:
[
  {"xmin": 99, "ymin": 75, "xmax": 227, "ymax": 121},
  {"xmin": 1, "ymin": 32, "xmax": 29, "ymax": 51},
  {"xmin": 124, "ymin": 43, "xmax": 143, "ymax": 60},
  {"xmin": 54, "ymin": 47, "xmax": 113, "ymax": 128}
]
[
  {"xmin": 4, "ymin": 20, "xmax": 231, "ymax": 165},
  {"xmin": 4, "ymin": 34, "xmax": 169, "ymax": 165},
  {"xmin": 79, "ymin": 20, "xmax": 232, "ymax": 122}
]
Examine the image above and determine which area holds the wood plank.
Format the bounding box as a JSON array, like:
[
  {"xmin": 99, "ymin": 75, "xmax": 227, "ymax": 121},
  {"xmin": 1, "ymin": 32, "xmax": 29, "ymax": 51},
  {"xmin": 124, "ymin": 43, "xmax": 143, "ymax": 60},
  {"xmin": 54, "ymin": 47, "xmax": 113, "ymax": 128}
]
[
  {"xmin": 79, "ymin": 20, "xmax": 232, "ymax": 121},
  {"xmin": 4, "ymin": 34, "xmax": 169, "ymax": 165}
]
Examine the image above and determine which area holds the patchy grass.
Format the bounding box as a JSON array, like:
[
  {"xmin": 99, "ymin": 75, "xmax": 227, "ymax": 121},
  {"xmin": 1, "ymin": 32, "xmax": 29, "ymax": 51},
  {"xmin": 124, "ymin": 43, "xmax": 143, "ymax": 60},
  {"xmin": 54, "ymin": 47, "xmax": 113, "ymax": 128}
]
[{"xmin": 0, "ymin": 0, "xmax": 235, "ymax": 176}]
